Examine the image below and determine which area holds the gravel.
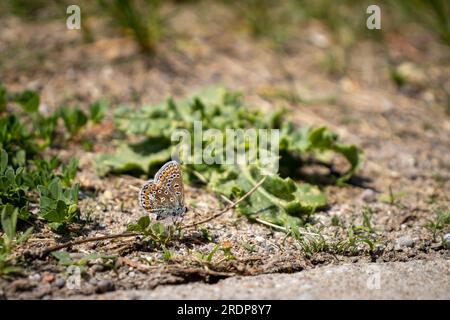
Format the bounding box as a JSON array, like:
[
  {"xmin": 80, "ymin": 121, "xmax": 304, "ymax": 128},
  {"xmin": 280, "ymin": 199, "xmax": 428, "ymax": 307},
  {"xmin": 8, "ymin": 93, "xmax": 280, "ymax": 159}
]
[
  {"xmin": 361, "ymin": 189, "xmax": 377, "ymax": 203},
  {"xmin": 96, "ymin": 280, "xmax": 115, "ymax": 294},
  {"xmin": 53, "ymin": 278, "xmax": 66, "ymax": 289},
  {"xmin": 395, "ymin": 236, "xmax": 415, "ymax": 249}
]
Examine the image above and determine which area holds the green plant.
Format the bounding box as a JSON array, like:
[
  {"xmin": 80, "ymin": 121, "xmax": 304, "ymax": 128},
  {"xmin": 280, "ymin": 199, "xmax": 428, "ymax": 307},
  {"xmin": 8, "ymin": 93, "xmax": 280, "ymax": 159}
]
[
  {"xmin": 38, "ymin": 178, "xmax": 80, "ymax": 232},
  {"xmin": 96, "ymin": 87, "xmax": 362, "ymax": 231},
  {"xmin": 339, "ymin": 208, "xmax": 380, "ymax": 254},
  {"xmin": 425, "ymin": 209, "xmax": 450, "ymax": 242},
  {"xmin": 127, "ymin": 215, "xmax": 177, "ymax": 246},
  {"xmin": 290, "ymin": 206, "xmax": 380, "ymax": 257},
  {"xmin": 59, "ymin": 105, "xmax": 89, "ymax": 138},
  {"xmin": 61, "ymin": 158, "xmax": 79, "ymax": 188},
  {"xmin": 378, "ymin": 185, "xmax": 407, "ymax": 207},
  {"xmin": 51, "ymin": 251, "xmax": 116, "ymax": 273},
  {"xmin": 0, "ymin": 84, "xmax": 7, "ymax": 112},
  {"xmin": 290, "ymin": 225, "xmax": 330, "ymax": 258},
  {"xmin": 361, "ymin": 205, "xmax": 375, "ymax": 233},
  {"xmin": 395, "ymin": 0, "xmax": 450, "ymax": 45},
  {"xmin": 194, "ymin": 240, "xmax": 235, "ymax": 264},
  {"xmin": 0, "ymin": 205, "xmax": 33, "ymax": 275},
  {"xmin": 100, "ymin": 0, "xmax": 162, "ymax": 53},
  {"xmin": 162, "ymin": 248, "xmax": 173, "ymax": 261},
  {"xmin": 89, "ymin": 100, "xmax": 108, "ymax": 124},
  {"xmin": 195, "ymin": 243, "xmax": 220, "ymax": 263},
  {"xmin": 12, "ymin": 90, "xmax": 40, "ymax": 113}
]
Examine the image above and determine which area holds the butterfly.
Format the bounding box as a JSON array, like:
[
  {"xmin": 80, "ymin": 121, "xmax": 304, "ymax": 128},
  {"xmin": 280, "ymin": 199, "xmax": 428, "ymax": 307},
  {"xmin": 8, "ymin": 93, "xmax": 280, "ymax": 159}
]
[{"xmin": 139, "ymin": 160, "xmax": 187, "ymax": 221}]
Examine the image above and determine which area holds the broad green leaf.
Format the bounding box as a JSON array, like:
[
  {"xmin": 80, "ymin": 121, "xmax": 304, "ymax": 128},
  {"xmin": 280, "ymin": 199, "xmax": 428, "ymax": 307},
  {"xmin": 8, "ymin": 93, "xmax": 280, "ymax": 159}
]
[
  {"xmin": 138, "ymin": 215, "xmax": 150, "ymax": 229},
  {"xmin": 95, "ymin": 138, "xmax": 172, "ymax": 176},
  {"xmin": 40, "ymin": 200, "xmax": 67, "ymax": 223},
  {"xmin": 210, "ymin": 164, "xmax": 326, "ymax": 228}
]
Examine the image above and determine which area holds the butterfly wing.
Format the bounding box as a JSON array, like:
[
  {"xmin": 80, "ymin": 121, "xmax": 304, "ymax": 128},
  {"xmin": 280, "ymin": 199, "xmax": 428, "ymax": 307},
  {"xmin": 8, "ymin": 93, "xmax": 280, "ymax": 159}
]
[
  {"xmin": 139, "ymin": 180, "xmax": 158, "ymax": 213},
  {"xmin": 159, "ymin": 161, "xmax": 184, "ymax": 210},
  {"xmin": 139, "ymin": 161, "xmax": 185, "ymax": 220}
]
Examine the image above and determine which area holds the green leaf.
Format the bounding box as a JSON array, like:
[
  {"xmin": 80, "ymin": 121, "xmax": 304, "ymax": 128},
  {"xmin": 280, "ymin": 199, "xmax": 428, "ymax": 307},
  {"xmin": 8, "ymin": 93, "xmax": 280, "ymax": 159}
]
[
  {"xmin": 0, "ymin": 149, "xmax": 7, "ymax": 173},
  {"xmin": 138, "ymin": 215, "xmax": 151, "ymax": 229},
  {"xmin": 210, "ymin": 164, "xmax": 326, "ymax": 228},
  {"xmin": 206, "ymin": 243, "xmax": 220, "ymax": 262},
  {"xmin": 0, "ymin": 84, "xmax": 7, "ymax": 112},
  {"xmin": 1, "ymin": 204, "xmax": 17, "ymax": 240},
  {"xmin": 89, "ymin": 99, "xmax": 108, "ymax": 123},
  {"xmin": 13, "ymin": 90, "xmax": 40, "ymax": 113},
  {"xmin": 40, "ymin": 200, "xmax": 67, "ymax": 223},
  {"xmin": 59, "ymin": 106, "xmax": 88, "ymax": 136},
  {"xmin": 51, "ymin": 251, "xmax": 73, "ymax": 265},
  {"xmin": 163, "ymin": 249, "xmax": 173, "ymax": 261},
  {"xmin": 17, "ymin": 227, "xmax": 33, "ymax": 244},
  {"xmin": 95, "ymin": 138, "xmax": 172, "ymax": 176},
  {"xmin": 61, "ymin": 158, "xmax": 78, "ymax": 187}
]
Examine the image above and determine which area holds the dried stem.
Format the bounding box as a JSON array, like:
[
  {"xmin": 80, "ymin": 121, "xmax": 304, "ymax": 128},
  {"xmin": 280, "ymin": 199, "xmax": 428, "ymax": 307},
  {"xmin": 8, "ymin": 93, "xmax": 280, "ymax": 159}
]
[
  {"xmin": 40, "ymin": 232, "xmax": 138, "ymax": 257},
  {"xmin": 182, "ymin": 176, "xmax": 267, "ymax": 229}
]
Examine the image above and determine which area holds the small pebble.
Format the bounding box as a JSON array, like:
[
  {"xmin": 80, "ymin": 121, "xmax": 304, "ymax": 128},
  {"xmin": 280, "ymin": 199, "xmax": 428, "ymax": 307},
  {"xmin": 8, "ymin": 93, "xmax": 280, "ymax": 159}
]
[
  {"xmin": 361, "ymin": 189, "xmax": 376, "ymax": 203},
  {"xmin": 103, "ymin": 190, "xmax": 113, "ymax": 199},
  {"xmin": 89, "ymin": 277, "xmax": 98, "ymax": 285},
  {"xmin": 96, "ymin": 280, "xmax": 115, "ymax": 293},
  {"xmin": 29, "ymin": 273, "xmax": 41, "ymax": 282},
  {"xmin": 395, "ymin": 236, "xmax": 414, "ymax": 249},
  {"xmin": 54, "ymin": 278, "xmax": 66, "ymax": 288},
  {"xmin": 254, "ymin": 236, "xmax": 265, "ymax": 243},
  {"xmin": 128, "ymin": 272, "xmax": 136, "ymax": 278},
  {"xmin": 92, "ymin": 264, "xmax": 105, "ymax": 272}
]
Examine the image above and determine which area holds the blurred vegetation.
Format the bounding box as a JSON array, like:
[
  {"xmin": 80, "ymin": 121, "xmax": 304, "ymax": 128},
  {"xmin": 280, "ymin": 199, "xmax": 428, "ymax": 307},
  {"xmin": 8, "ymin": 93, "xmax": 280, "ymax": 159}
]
[
  {"xmin": 99, "ymin": 0, "xmax": 163, "ymax": 53},
  {"xmin": 0, "ymin": 83, "xmax": 106, "ymax": 234},
  {"xmin": 395, "ymin": 0, "xmax": 450, "ymax": 45},
  {"xmin": 1, "ymin": 0, "xmax": 448, "ymax": 48}
]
